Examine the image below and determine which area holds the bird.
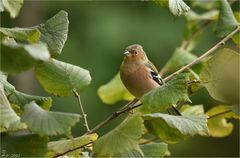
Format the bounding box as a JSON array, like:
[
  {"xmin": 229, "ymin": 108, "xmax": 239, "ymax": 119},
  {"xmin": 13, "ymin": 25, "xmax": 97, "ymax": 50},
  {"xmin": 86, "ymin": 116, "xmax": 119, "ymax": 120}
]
[{"xmin": 120, "ymin": 44, "xmax": 181, "ymax": 115}]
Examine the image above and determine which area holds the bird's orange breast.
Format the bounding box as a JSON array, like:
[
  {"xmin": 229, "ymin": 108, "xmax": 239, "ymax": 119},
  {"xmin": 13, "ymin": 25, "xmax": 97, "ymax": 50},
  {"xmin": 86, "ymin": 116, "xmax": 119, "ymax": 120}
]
[{"xmin": 120, "ymin": 63, "xmax": 159, "ymax": 99}]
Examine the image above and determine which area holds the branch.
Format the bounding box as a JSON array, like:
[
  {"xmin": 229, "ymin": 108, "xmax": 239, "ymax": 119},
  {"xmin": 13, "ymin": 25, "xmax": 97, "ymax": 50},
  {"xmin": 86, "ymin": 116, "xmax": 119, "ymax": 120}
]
[
  {"xmin": 207, "ymin": 110, "xmax": 232, "ymax": 120},
  {"xmin": 87, "ymin": 101, "xmax": 142, "ymax": 134},
  {"xmin": 159, "ymin": 21, "xmax": 212, "ymax": 76},
  {"xmin": 52, "ymin": 142, "xmax": 92, "ymax": 158},
  {"xmin": 180, "ymin": 21, "xmax": 212, "ymax": 50},
  {"xmin": 164, "ymin": 26, "xmax": 240, "ymax": 82},
  {"xmin": 73, "ymin": 89, "xmax": 90, "ymax": 132}
]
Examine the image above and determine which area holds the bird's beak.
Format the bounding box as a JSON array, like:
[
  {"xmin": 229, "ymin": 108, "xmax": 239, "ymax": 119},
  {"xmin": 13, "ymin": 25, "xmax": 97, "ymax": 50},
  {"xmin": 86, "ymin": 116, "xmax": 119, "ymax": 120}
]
[{"xmin": 123, "ymin": 51, "xmax": 130, "ymax": 56}]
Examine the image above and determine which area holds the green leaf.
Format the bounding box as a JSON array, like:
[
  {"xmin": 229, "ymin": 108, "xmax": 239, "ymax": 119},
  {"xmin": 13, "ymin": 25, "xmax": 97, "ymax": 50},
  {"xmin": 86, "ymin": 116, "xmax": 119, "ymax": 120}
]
[
  {"xmin": 37, "ymin": 10, "xmax": 69, "ymax": 56},
  {"xmin": 144, "ymin": 113, "xmax": 209, "ymax": 143},
  {"xmin": 180, "ymin": 104, "xmax": 205, "ymax": 116},
  {"xmin": 155, "ymin": 0, "xmax": 168, "ymax": 7},
  {"xmin": 207, "ymin": 105, "xmax": 239, "ymax": 137},
  {"xmin": 1, "ymin": 39, "xmax": 50, "ymax": 74},
  {"xmin": 191, "ymin": 0, "xmax": 217, "ymax": 10},
  {"xmin": 200, "ymin": 48, "xmax": 239, "ymax": 104},
  {"xmin": 215, "ymin": 0, "xmax": 238, "ymax": 38},
  {"xmin": 0, "ymin": 0, "xmax": 23, "ymax": 18},
  {"xmin": 0, "ymin": 27, "xmax": 41, "ymax": 43},
  {"xmin": 0, "ymin": 10, "xmax": 69, "ymax": 56},
  {"xmin": 98, "ymin": 73, "xmax": 134, "ymax": 104},
  {"xmin": 1, "ymin": 131, "xmax": 48, "ymax": 157},
  {"xmin": 35, "ymin": 59, "xmax": 91, "ymax": 96},
  {"xmin": 185, "ymin": 10, "xmax": 219, "ymax": 21},
  {"xmin": 161, "ymin": 47, "xmax": 197, "ymax": 75},
  {"xmin": 140, "ymin": 73, "xmax": 190, "ymax": 113},
  {"xmin": 93, "ymin": 114, "xmax": 143, "ymax": 157},
  {"xmin": 231, "ymin": 105, "xmax": 239, "ymax": 115},
  {"xmin": 0, "ymin": 84, "xmax": 25, "ymax": 132},
  {"xmin": 231, "ymin": 12, "xmax": 240, "ymax": 48},
  {"xmin": 48, "ymin": 133, "xmax": 98, "ymax": 155},
  {"xmin": 8, "ymin": 91, "xmax": 52, "ymax": 110},
  {"xmin": 21, "ymin": 102, "xmax": 80, "ymax": 136},
  {"xmin": 168, "ymin": 0, "xmax": 190, "ymax": 16},
  {"xmin": 0, "ymin": 73, "xmax": 52, "ymax": 110},
  {"xmin": 122, "ymin": 143, "xmax": 168, "ymax": 157}
]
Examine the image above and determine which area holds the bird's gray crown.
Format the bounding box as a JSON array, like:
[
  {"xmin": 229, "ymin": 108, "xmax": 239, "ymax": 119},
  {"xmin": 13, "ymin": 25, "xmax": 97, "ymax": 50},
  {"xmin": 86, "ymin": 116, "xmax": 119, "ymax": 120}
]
[{"xmin": 126, "ymin": 44, "xmax": 143, "ymax": 51}]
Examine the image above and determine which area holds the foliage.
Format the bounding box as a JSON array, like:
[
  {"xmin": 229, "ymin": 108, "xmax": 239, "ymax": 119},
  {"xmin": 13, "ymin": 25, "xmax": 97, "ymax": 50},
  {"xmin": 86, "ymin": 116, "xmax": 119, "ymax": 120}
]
[
  {"xmin": 0, "ymin": 0, "xmax": 239, "ymax": 157},
  {"xmin": 206, "ymin": 105, "xmax": 239, "ymax": 137},
  {"xmin": 97, "ymin": 73, "xmax": 134, "ymax": 104}
]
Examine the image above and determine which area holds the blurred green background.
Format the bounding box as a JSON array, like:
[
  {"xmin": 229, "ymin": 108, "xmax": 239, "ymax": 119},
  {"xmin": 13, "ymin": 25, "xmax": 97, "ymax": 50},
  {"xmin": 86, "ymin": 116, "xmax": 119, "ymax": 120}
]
[{"xmin": 2, "ymin": 1, "xmax": 239, "ymax": 157}]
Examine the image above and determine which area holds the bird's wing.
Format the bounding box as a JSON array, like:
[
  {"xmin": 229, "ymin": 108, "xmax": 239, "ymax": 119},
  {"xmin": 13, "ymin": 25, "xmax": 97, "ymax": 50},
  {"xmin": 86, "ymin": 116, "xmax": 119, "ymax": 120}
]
[{"xmin": 145, "ymin": 61, "xmax": 164, "ymax": 86}]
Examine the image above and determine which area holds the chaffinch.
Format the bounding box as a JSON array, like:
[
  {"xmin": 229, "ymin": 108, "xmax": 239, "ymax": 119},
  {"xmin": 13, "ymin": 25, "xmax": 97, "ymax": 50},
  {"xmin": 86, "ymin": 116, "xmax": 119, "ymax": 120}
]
[{"xmin": 120, "ymin": 44, "xmax": 181, "ymax": 115}]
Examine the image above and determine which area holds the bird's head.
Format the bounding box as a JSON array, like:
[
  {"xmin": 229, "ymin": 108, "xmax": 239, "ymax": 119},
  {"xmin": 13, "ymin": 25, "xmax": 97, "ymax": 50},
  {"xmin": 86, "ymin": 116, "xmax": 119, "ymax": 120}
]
[{"xmin": 123, "ymin": 44, "xmax": 148, "ymax": 63}]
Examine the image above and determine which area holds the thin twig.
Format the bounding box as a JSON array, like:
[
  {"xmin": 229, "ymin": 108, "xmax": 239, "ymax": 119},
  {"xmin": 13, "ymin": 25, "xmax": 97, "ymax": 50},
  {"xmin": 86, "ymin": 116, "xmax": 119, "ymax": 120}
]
[
  {"xmin": 164, "ymin": 26, "xmax": 240, "ymax": 82},
  {"xmin": 87, "ymin": 102, "xmax": 142, "ymax": 134},
  {"xmin": 180, "ymin": 21, "xmax": 212, "ymax": 50},
  {"xmin": 159, "ymin": 21, "xmax": 212, "ymax": 76},
  {"xmin": 207, "ymin": 110, "xmax": 232, "ymax": 120},
  {"xmin": 140, "ymin": 137, "xmax": 159, "ymax": 145},
  {"xmin": 52, "ymin": 142, "xmax": 92, "ymax": 158},
  {"xmin": 73, "ymin": 89, "xmax": 90, "ymax": 132}
]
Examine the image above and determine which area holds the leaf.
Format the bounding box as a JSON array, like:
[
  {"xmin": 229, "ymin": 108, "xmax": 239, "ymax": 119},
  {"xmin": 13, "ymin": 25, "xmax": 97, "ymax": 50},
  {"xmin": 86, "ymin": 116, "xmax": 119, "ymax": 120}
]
[
  {"xmin": 1, "ymin": 131, "xmax": 48, "ymax": 157},
  {"xmin": 140, "ymin": 73, "xmax": 190, "ymax": 114},
  {"xmin": 21, "ymin": 102, "xmax": 80, "ymax": 136},
  {"xmin": 185, "ymin": 10, "xmax": 219, "ymax": 21},
  {"xmin": 98, "ymin": 73, "xmax": 134, "ymax": 104},
  {"xmin": 0, "ymin": 27, "xmax": 41, "ymax": 43},
  {"xmin": 1, "ymin": 0, "xmax": 23, "ymax": 18},
  {"xmin": 8, "ymin": 91, "xmax": 52, "ymax": 110},
  {"xmin": 231, "ymin": 105, "xmax": 239, "ymax": 115},
  {"xmin": 48, "ymin": 133, "xmax": 98, "ymax": 155},
  {"xmin": 37, "ymin": 10, "xmax": 69, "ymax": 56},
  {"xmin": 155, "ymin": 0, "xmax": 168, "ymax": 7},
  {"xmin": 168, "ymin": 0, "xmax": 190, "ymax": 16},
  {"xmin": 0, "ymin": 71, "xmax": 52, "ymax": 110},
  {"xmin": 1, "ymin": 39, "xmax": 50, "ymax": 74},
  {"xmin": 122, "ymin": 143, "xmax": 168, "ymax": 157},
  {"xmin": 231, "ymin": 12, "xmax": 240, "ymax": 48},
  {"xmin": 191, "ymin": 0, "xmax": 217, "ymax": 10},
  {"xmin": 0, "ymin": 10, "xmax": 69, "ymax": 56},
  {"xmin": 161, "ymin": 47, "xmax": 197, "ymax": 75},
  {"xmin": 93, "ymin": 114, "xmax": 143, "ymax": 157},
  {"xmin": 180, "ymin": 104, "xmax": 205, "ymax": 116},
  {"xmin": 215, "ymin": 0, "xmax": 238, "ymax": 38},
  {"xmin": 144, "ymin": 113, "xmax": 209, "ymax": 143},
  {"xmin": 200, "ymin": 48, "xmax": 239, "ymax": 104},
  {"xmin": 0, "ymin": 84, "xmax": 25, "ymax": 132},
  {"xmin": 35, "ymin": 59, "xmax": 91, "ymax": 96},
  {"xmin": 207, "ymin": 105, "xmax": 239, "ymax": 137}
]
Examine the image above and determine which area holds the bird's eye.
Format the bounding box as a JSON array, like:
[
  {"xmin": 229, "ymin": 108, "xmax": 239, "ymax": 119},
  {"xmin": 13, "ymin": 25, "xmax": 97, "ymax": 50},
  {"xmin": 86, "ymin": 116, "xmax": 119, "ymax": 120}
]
[{"xmin": 134, "ymin": 51, "xmax": 138, "ymax": 54}]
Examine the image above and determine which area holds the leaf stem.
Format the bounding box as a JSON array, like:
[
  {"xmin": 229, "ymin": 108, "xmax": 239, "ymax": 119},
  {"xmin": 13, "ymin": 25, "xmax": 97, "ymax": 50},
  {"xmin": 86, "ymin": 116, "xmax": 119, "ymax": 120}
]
[
  {"xmin": 164, "ymin": 26, "xmax": 240, "ymax": 82},
  {"xmin": 73, "ymin": 89, "xmax": 90, "ymax": 132}
]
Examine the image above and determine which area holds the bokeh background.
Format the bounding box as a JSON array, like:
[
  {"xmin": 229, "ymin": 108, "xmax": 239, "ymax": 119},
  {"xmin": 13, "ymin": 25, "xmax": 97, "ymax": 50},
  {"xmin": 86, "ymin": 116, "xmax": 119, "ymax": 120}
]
[{"xmin": 1, "ymin": 1, "xmax": 239, "ymax": 157}]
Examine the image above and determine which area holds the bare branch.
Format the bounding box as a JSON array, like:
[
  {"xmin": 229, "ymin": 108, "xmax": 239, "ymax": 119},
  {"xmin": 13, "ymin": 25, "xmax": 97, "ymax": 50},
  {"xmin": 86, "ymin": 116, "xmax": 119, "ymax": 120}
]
[
  {"xmin": 164, "ymin": 26, "xmax": 240, "ymax": 82},
  {"xmin": 73, "ymin": 89, "xmax": 90, "ymax": 132}
]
